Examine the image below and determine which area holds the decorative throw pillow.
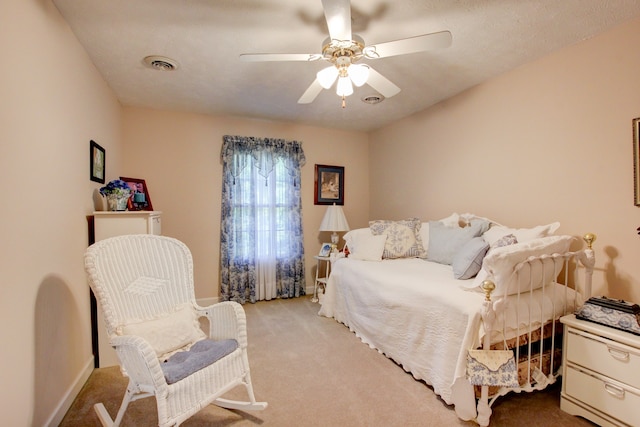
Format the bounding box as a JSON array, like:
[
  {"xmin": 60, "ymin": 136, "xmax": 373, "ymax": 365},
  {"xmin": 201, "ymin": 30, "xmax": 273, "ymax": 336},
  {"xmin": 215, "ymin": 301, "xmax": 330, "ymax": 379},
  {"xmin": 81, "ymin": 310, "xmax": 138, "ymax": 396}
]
[
  {"xmin": 369, "ymin": 218, "xmax": 427, "ymax": 259},
  {"xmin": 427, "ymin": 219, "xmax": 490, "ymax": 265},
  {"xmin": 120, "ymin": 304, "xmax": 206, "ymax": 357},
  {"xmin": 452, "ymin": 237, "xmax": 490, "ymax": 279},
  {"xmin": 482, "ymin": 222, "xmax": 560, "ymax": 246},
  {"xmin": 491, "ymin": 234, "xmax": 518, "ymax": 249}
]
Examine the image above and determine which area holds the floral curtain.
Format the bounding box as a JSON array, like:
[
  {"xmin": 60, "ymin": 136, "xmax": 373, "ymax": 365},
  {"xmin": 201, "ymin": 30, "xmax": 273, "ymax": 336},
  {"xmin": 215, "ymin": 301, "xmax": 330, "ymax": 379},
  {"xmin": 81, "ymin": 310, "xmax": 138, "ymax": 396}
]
[{"xmin": 220, "ymin": 135, "xmax": 306, "ymax": 303}]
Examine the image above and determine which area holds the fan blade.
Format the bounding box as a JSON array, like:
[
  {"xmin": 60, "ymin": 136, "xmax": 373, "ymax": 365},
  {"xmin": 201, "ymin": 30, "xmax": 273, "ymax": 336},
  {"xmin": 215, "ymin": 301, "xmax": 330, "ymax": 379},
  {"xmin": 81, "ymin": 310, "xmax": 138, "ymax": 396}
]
[
  {"xmin": 298, "ymin": 79, "xmax": 324, "ymax": 104},
  {"xmin": 365, "ymin": 31, "xmax": 452, "ymax": 59},
  {"xmin": 240, "ymin": 53, "xmax": 321, "ymax": 62},
  {"xmin": 322, "ymin": 0, "xmax": 352, "ymax": 41},
  {"xmin": 366, "ymin": 67, "xmax": 400, "ymax": 98}
]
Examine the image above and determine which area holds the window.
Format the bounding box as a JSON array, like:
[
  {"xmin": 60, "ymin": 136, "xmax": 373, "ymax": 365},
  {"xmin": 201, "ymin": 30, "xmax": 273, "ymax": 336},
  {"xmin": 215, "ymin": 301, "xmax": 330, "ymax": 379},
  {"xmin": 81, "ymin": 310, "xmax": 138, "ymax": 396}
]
[{"xmin": 220, "ymin": 135, "xmax": 306, "ymax": 303}]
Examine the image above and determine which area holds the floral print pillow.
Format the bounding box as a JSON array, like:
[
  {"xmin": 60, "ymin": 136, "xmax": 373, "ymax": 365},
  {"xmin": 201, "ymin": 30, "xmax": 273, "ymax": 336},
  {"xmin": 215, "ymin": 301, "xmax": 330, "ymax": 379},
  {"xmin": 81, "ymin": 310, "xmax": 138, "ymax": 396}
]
[{"xmin": 368, "ymin": 218, "xmax": 427, "ymax": 259}]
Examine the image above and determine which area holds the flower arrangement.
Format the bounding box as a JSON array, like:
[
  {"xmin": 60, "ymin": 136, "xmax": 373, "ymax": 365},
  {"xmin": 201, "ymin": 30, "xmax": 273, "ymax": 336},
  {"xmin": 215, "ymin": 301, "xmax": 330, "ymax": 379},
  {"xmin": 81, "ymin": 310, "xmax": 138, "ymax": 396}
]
[{"xmin": 99, "ymin": 179, "xmax": 131, "ymax": 197}]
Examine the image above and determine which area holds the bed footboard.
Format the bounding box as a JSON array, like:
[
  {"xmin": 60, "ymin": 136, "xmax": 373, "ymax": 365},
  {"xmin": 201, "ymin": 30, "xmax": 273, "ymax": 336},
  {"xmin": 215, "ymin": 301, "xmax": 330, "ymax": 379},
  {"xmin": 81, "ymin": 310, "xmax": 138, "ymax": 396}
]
[{"xmin": 474, "ymin": 233, "xmax": 596, "ymax": 427}]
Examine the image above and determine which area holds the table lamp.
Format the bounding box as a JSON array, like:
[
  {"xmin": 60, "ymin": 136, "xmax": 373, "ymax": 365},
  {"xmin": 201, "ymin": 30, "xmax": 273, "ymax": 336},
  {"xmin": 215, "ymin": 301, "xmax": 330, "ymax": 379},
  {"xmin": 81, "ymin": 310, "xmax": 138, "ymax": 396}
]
[{"xmin": 319, "ymin": 203, "xmax": 350, "ymax": 251}]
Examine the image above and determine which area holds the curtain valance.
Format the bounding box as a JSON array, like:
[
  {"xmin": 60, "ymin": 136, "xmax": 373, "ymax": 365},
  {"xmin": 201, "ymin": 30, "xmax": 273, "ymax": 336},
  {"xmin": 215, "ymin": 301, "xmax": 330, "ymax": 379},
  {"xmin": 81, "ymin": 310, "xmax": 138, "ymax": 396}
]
[{"xmin": 222, "ymin": 135, "xmax": 306, "ymax": 181}]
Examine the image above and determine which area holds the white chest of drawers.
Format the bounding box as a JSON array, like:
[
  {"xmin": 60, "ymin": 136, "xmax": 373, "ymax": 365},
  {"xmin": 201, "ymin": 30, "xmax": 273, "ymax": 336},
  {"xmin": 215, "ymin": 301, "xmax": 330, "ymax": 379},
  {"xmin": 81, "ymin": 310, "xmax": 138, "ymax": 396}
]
[
  {"xmin": 92, "ymin": 211, "xmax": 162, "ymax": 367},
  {"xmin": 560, "ymin": 314, "xmax": 640, "ymax": 427},
  {"xmin": 93, "ymin": 210, "xmax": 162, "ymax": 241}
]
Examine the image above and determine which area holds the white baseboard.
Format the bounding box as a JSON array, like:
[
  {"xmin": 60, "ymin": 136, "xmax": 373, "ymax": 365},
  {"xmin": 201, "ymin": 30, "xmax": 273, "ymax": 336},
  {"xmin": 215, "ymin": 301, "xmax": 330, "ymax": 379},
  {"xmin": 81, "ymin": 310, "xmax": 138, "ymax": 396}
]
[{"xmin": 46, "ymin": 356, "xmax": 94, "ymax": 427}]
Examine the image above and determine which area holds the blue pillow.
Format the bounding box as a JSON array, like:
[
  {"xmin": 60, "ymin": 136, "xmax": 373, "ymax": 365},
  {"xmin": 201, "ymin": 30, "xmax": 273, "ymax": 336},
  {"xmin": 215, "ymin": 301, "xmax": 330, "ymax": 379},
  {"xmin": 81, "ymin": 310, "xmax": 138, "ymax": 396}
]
[
  {"xmin": 162, "ymin": 339, "xmax": 238, "ymax": 384},
  {"xmin": 452, "ymin": 237, "xmax": 490, "ymax": 279},
  {"xmin": 427, "ymin": 219, "xmax": 489, "ymax": 265}
]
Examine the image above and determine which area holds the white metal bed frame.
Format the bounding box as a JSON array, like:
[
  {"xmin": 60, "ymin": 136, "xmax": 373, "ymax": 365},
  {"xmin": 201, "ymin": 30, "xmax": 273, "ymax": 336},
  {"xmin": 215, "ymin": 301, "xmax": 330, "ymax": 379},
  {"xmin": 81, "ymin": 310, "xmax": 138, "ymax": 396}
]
[{"xmin": 475, "ymin": 233, "xmax": 596, "ymax": 426}]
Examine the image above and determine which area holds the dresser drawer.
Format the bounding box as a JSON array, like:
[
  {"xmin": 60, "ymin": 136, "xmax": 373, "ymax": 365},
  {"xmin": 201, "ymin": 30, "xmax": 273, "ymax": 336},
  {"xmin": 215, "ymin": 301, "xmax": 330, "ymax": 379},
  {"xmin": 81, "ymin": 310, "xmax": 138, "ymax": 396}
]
[
  {"xmin": 565, "ymin": 365, "xmax": 640, "ymax": 427},
  {"xmin": 566, "ymin": 329, "xmax": 640, "ymax": 387}
]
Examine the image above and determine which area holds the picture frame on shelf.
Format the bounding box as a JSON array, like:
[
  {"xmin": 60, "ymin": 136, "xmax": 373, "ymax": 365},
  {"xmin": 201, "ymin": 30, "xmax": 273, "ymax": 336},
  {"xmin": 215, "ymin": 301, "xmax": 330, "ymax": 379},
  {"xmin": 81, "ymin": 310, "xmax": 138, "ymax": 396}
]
[
  {"xmin": 633, "ymin": 117, "xmax": 640, "ymax": 206},
  {"xmin": 319, "ymin": 243, "xmax": 332, "ymax": 257},
  {"xmin": 120, "ymin": 177, "xmax": 153, "ymax": 211},
  {"xmin": 314, "ymin": 164, "xmax": 344, "ymax": 205},
  {"xmin": 90, "ymin": 140, "xmax": 105, "ymax": 184}
]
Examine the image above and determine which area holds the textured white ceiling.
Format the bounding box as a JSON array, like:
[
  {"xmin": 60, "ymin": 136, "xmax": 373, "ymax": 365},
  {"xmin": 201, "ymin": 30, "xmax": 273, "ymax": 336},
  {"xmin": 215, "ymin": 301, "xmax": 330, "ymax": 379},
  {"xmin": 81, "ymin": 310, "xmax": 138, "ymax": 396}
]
[{"xmin": 52, "ymin": 0, "xmax": 640, "ymax": 132}]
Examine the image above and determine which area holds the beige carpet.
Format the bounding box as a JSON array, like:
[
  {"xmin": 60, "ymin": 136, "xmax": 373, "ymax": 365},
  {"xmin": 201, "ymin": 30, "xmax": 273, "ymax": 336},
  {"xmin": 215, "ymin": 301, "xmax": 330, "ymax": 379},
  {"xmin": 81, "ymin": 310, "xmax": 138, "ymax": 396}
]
[{"xmin": 60, "ymin": 296, "xmax": 593, "ymax": 426}]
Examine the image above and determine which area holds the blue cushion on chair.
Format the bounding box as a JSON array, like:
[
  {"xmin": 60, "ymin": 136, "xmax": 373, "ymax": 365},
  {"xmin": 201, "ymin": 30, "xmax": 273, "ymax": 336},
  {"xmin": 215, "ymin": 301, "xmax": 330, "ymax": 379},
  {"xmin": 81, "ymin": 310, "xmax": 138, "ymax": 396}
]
[{"xmin": 162, "ymin": 339, "xmax": 238, "ymax": 384}]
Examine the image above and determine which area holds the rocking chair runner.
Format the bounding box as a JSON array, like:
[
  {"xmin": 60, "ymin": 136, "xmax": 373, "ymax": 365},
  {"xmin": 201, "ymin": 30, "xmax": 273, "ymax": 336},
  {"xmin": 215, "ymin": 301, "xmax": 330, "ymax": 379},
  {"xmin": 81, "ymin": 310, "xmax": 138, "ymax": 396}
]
[{"xmin": 84, "ymin": 234, "xmax": 267, "ymax": 427}]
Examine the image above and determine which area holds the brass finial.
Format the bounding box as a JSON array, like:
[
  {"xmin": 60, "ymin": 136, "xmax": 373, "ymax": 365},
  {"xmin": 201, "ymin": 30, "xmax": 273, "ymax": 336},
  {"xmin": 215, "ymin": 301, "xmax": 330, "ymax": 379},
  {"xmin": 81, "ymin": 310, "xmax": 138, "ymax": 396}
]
[
  {"xmin": 583, "ymin": 233, "xmax": 596, "ymax": 250},
  {"xmin": 482, "ymin": 280, "xmax": 495, "ymax": 301}
]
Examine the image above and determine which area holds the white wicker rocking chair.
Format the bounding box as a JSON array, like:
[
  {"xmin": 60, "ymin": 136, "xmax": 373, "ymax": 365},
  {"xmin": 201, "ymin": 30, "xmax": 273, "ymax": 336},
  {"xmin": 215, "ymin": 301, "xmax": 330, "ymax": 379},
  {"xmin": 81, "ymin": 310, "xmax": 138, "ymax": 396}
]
[{"xmin": 84, "ymin": 234, "xmax": 267, "ymax": 427}]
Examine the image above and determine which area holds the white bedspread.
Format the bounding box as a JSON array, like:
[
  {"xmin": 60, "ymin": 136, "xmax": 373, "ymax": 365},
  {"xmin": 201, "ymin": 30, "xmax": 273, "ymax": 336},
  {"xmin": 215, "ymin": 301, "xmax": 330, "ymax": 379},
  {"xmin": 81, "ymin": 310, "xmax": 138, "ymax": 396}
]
[{"xmin": 318, "ymin": 257, "xmax": 578, "ymax": 420}]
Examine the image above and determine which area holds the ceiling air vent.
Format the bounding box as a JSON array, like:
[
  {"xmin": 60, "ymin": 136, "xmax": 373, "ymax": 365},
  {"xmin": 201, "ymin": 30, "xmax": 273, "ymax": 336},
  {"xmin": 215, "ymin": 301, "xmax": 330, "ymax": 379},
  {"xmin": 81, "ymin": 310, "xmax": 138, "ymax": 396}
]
[
  {"xmin": 361, "ymin": 94, "xmax": 384, "ymax": 105},
  {"xmin": 143, "ymin": 56, "xmax": 178, "ymax": 71}
]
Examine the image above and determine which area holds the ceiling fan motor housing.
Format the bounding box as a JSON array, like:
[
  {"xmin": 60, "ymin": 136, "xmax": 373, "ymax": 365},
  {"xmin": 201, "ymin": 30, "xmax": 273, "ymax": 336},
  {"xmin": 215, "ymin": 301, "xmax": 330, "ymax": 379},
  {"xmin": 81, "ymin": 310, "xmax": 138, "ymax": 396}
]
[{"xmin": 322, "ymin": 35, "xmax": 365, "ymax": 65}]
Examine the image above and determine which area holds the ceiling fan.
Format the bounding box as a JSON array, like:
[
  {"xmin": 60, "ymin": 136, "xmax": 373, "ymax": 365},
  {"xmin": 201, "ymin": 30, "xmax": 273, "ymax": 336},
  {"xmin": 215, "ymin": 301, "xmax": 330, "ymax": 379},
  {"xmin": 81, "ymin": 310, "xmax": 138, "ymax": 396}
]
[{"xmin": 239, "ymin": 0, "xmax": 452, "ymax": 107}]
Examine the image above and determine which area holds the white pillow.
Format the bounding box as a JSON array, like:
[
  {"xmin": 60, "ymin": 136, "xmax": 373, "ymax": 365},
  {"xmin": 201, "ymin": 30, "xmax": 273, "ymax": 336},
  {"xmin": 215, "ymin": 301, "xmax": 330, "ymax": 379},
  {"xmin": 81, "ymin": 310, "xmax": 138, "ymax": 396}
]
[
  {"xmin": 419, "ymin": 223, "xmax": 429, "ymax": 254},
  {"xmin": 438, "ymin": 213, "xmax": 461, "ymax": 228},
  {"xmin": 482, "ymin": 222, "xmax": 560, "ymax": 246},
  {"xmin": 120, "ymin": 304, "xmax": 206, "ymax": 357},
  {"xmin": 349, "ymin": 234, "xmax": 387, "ymax": 261},
  {"xmin": 343, "ymin": 228, "xmax": 374, "ymax": 254},
  {"xmin": 459, "ymin": 213, "xmax": 504, "ymax": 228},
  {"xmin": 466, "ymin": 235, "xmax": 574, "ymax": 296}
]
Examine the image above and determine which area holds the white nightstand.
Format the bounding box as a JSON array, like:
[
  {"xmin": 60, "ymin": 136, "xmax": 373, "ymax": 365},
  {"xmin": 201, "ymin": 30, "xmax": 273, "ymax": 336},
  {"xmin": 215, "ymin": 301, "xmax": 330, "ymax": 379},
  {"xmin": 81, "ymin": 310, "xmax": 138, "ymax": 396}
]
[
  {"xmin": 560, "ymin": 314, "xmax": 640, "ymax": 427},
  {"xmin": 312, "ymin": 255, "xmax": 331, "ymax": 303}
]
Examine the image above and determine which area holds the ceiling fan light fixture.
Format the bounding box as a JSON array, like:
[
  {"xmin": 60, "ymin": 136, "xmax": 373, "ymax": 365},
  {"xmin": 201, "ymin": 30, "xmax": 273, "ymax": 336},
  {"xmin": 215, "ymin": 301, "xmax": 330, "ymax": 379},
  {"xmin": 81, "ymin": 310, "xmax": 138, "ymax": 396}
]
[
  {"xmin": 239, "ymin": 2, "xmax": 452, "ymax": 108},
  {"xmin": 336, "ymin": 76, "xmax": 353, "ymax": 97},
  {"xmin": 317, "ymin": 66, "xmax": 339, "ymax": 89},
  {"xmin": 349, "ymin": 64, "xmax": 369, "ymax": 87}
]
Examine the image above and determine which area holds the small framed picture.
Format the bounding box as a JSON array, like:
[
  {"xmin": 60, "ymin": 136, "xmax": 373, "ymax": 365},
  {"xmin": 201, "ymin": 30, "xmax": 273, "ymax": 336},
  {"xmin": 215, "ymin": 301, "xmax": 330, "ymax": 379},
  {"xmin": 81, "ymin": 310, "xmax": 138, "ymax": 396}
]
[
  {"xmin": 120, "ymin": 177, "xmax": 153, "ymax": 211},
  {"xmin": 314, "ymin": 164, "xmax": 344, "ymax": 205},
  {"xmin": 319, "ymin": 243, "xmax": 332, "ymax": 257},
  {"xmin": 90, "ymin": 140, "xmax": 105, "ymax": 184}
]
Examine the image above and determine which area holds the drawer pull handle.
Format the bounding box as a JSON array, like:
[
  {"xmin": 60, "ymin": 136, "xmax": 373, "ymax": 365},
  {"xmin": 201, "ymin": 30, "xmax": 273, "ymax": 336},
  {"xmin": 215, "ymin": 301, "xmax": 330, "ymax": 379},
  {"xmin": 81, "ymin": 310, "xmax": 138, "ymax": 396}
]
[
  {"xmin": 604, "ymin": 383, "xmax": 625, "ymax": 399},
  {"xmin": 607, "ymin": 346, "xmax": 630, "ymax": 361}
]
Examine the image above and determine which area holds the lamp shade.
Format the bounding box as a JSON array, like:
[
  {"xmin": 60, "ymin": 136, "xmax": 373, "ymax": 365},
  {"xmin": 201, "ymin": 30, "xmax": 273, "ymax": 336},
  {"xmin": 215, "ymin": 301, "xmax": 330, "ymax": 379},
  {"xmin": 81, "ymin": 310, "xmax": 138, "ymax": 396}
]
[
  {"xmin": 336, "ymin": 76, "xmax": 354, "ymax": 97},
  {"xmin": 349, "ymin": 64, "xmax": 369, "ymax": 87},
  {"xmin": 317, "ymin": 66, "xmax": 339, "ymax": 89},
  {"xmin": 319, "ymin": 204, "xmax": 350, "ymax": 232}
]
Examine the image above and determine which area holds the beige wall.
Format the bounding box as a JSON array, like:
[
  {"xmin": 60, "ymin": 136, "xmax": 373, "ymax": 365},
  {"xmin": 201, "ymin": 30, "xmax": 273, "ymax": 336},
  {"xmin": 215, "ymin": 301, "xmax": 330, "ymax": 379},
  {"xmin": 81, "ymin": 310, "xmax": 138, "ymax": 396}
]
[
  {"xmin": 369, "ymin": 16, "xmax": 640, "ymax": 303},
  {"xmin": 122, "ymin": 107, "xmax": 370, "ymax": 299},
  {"xmin": 1, "ymin": 0, "xmax": 123, "ymax": 425}
]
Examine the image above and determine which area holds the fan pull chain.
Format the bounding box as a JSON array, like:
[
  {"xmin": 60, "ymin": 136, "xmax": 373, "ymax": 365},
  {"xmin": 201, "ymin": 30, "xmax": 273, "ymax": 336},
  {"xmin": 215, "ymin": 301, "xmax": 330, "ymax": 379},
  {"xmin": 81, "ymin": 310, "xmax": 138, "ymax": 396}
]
[{"xmin": 341, "ymin": 95, "xmax": 346, "ymax": 108}]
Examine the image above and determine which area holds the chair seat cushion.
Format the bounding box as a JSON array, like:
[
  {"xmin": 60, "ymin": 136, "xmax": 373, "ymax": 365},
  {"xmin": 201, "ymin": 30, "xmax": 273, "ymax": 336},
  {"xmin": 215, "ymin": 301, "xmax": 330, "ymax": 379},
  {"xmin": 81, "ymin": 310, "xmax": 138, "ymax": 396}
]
[{"xmin": 161, "ymin": 339, "xmax": 239, "ymax": 384}]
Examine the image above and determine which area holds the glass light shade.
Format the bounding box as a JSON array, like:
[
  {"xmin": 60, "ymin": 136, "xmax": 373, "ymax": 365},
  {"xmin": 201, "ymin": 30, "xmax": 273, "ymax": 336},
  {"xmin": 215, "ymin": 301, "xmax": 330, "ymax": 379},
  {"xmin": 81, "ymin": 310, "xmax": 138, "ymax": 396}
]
[
  {"xmin": 317, "ymin": 66, "xmax": 339, "ymax": 89},
  {"xmin": 336, "ymin": 76, "xmax": 353, "ymax": 96},
  {"xmin": 349, "ymin": 64, "xmax": 369, "ymax": 87}
]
